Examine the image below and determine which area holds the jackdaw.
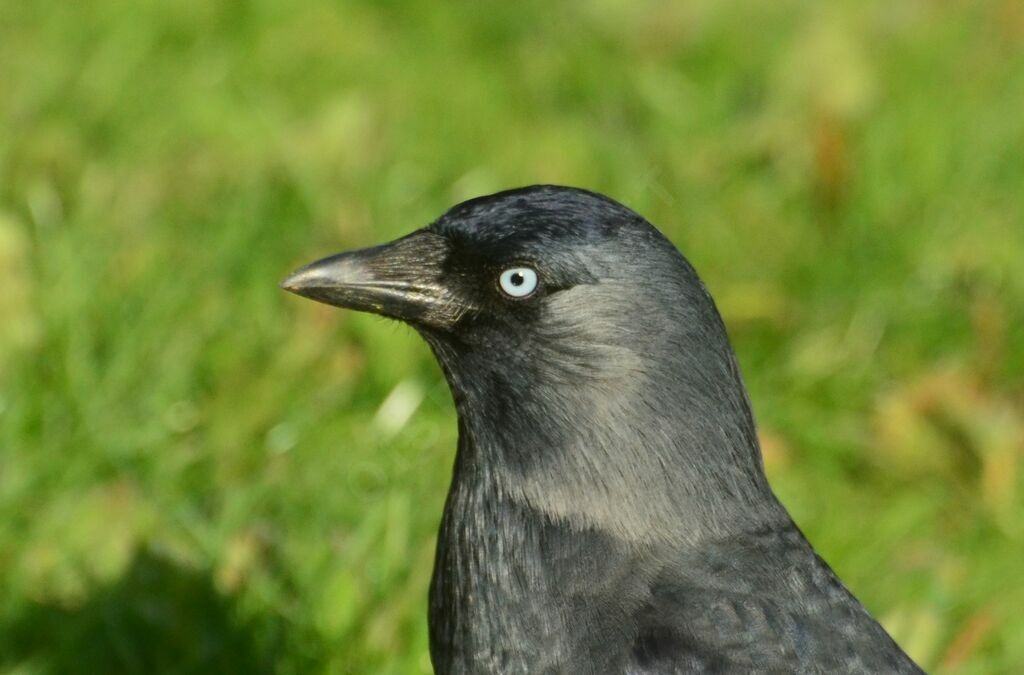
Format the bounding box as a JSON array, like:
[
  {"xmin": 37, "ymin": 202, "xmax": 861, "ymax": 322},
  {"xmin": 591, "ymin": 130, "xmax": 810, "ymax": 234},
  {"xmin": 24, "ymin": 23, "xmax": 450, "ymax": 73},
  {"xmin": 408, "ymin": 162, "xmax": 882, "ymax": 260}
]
[{"xmin": 282, "ymin": 185, "xmax": 922, "ymax": 674}]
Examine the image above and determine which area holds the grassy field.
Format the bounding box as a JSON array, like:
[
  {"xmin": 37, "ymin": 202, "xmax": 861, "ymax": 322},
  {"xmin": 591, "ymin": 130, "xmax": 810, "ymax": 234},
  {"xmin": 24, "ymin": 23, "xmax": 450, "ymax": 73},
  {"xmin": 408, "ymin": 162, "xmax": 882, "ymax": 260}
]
[{"xmin": 1, "ymin": 0, "xmax": 1023, "ymax": 672}]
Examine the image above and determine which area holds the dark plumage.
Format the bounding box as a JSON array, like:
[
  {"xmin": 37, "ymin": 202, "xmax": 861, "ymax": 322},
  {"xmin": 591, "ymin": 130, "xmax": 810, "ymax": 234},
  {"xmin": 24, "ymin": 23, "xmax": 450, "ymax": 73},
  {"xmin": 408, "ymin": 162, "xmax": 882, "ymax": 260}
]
[{"xmin": 282, "ymin": 186, "xmax": 922, "ymax": 674}]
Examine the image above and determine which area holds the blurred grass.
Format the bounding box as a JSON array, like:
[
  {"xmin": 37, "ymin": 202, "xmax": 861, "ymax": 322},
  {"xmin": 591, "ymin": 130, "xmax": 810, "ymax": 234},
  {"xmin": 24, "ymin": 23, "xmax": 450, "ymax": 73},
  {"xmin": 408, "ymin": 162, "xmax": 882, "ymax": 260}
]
[{"xmin": 1, "ymin": 0, "xmax": 1023, "ymax": 672}]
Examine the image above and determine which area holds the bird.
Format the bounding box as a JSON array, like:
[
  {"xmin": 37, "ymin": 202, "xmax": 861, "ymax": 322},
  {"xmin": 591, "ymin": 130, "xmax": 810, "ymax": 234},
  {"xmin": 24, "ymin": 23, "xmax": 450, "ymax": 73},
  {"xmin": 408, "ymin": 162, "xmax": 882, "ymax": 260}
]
[{"xmin": 281, "ymin": 185, "xmax": 923, "ymax": 674}]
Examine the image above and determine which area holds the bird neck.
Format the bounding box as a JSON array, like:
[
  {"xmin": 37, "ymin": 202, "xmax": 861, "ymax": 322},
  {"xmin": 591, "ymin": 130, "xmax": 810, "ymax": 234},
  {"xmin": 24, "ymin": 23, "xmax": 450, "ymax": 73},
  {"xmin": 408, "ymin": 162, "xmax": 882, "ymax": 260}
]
[
  {"xmin": 428, "ymin": 431, "xmax": 643, "ymax": 672},
  {"xmin": 427, "ymin": 450, "xmax": 539, "ymax": 672},
  {"xmin": 439, "ymin": 346, "xmax": 781, "ymax": 545},
  {"xmin": 428, "ymin": 358, "xmax": 788, "ymax": 671}
]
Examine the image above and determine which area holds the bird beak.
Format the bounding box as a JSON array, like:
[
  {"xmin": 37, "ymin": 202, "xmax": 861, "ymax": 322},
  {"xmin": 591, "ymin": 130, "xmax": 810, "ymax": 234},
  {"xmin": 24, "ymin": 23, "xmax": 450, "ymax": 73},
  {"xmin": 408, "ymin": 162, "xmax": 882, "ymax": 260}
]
[{"xmin": 281, "ymin": 229, "xmax": 460, "ymax": 329}]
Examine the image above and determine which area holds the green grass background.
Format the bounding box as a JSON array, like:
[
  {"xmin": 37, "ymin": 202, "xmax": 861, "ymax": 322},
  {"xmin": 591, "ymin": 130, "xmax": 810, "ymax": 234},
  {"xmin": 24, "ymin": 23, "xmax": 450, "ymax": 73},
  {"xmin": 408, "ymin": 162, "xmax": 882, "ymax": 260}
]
[{"xmin": 2, "ymin": 0, "xmax": 1023, "ymax": 672}]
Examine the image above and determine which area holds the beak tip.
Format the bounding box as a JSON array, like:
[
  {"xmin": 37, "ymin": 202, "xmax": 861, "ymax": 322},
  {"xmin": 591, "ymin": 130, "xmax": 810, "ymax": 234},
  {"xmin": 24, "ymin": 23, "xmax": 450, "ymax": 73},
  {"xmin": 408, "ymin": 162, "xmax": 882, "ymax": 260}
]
[
  {"xmin": 279, "ymin": 277, "xmax": 297, "ymax": 294},
  {"xmin": 280, "ymin": 268, "xmax": 311, "ymax": 295}
]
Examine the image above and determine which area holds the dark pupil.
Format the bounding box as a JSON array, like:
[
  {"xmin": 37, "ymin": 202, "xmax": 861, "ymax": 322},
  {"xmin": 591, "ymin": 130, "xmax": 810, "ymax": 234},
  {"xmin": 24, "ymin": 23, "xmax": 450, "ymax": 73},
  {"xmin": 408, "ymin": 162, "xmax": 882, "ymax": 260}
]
[{"xmin": 510, "ymin": 272, "xmax": 524, "ymax": 286}]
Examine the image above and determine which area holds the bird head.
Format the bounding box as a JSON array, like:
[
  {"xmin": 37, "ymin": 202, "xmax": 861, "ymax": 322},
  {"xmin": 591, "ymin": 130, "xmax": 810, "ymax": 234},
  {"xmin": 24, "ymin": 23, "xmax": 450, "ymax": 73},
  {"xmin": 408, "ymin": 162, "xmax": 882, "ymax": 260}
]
[{"xmin": 283, "ymin": 186, "xmax": 776, "ymax": 540}]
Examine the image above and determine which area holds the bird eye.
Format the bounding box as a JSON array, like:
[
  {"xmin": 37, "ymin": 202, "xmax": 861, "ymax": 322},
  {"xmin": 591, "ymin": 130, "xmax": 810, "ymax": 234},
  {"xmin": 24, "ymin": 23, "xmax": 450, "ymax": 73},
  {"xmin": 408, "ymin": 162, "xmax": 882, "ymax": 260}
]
[{"xmin": 497, "ymin": 266, "xmax": 538, "ymax": 298}]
